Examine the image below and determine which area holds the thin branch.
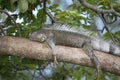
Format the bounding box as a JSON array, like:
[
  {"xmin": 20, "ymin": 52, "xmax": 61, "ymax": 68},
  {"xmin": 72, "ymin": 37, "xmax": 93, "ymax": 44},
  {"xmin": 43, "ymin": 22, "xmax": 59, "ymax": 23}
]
[
  {"xmin": 79, "ymin": 0, "xmax": 120, "ymax": 43},
  {"xmin": 0, "ymin": 10, "xmax": 21, "ymax": 37},
  {"xmin": 0, "ymin": 26, "xmax": 5, "ymax": 36},
  {"xmin": 40, "ymin": 0, "xmax": 47, "ymax": 24},
  {"xmin": 106, "ymin": 14, "xmax": 117, "ymax": 24},
  {"xmin": 0, "ymin": 36, "xmax": 120, "ymax": 75},
  {"xmin": 0, "ymin": 22, "xmax": 5, "ymax": 36},
  {"xmin": 99, "ymin": 14, "xmax": 116, "ymax": 42},
  {"xmin": 46, "ymin": 11, "xmax": 55, "ymax": 24},
  {"xmin": 40, "ymin": 0, "xmax": 56, "ymax": 24},
  {"xmin": 99, "ymin": 14, "xmax": 120, "ymax": 43},
  {"xmin": 111, "ymin": 33, "xmax": 120, "ymax": 43},
  {"xmin": 109, "ymin": 0, "xmax": 113, "ymax": 10},
  {"xmin": 79, "ymin": 0, "xmax": 120, "ymax": 16}
]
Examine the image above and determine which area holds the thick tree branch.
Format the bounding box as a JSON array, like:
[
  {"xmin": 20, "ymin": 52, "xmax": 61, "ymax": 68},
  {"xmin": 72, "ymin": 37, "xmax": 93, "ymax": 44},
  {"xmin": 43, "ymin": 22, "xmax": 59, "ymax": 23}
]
[{"xmin": 0, "ymin": 36, "xmax": 120, "ymax": 75}]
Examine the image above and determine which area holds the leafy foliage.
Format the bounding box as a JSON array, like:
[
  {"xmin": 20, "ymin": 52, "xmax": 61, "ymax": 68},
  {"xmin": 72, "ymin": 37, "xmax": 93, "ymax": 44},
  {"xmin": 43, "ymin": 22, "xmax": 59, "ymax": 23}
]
[{"xmin": 0, "ymin": 0, "xmax": 120, "ymax": 80}]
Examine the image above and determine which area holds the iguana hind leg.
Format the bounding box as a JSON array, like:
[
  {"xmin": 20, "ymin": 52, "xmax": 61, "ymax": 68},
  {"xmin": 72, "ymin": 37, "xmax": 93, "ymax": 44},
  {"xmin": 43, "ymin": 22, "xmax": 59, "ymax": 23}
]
[{"xmin": 83, "ymin": 42, "xmax": 101, "ymax": 80}]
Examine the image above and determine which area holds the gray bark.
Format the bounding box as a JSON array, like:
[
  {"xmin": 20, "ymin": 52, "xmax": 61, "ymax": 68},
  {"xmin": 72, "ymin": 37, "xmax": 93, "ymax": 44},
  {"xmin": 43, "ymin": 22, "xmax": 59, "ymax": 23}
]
[{"xmin": 0, "ymin": 36, "xmax": 120, "ymax": 75}]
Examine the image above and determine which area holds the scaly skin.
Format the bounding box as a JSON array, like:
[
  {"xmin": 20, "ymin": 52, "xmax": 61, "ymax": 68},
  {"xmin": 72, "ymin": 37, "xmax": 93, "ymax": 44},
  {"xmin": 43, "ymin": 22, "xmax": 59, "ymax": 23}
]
[
  {"xmin": 29, "ymin": 24, "xmax": 120, "ymax": 80},
  {"xmin": 29, "ymin": 29, "xmax": 120, "ymax": 55}
]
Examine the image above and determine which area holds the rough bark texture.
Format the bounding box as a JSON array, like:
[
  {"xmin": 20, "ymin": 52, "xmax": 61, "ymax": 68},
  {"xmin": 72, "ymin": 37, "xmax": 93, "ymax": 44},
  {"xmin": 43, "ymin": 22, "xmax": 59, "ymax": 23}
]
[{"xmin": 0, "ymin": 36, "xmax": 120, "ymax": 75}]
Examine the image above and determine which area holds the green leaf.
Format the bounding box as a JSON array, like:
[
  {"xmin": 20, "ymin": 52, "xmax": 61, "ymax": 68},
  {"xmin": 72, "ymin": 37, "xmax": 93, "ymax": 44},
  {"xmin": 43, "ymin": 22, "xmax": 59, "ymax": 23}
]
[
  {"xmin": 28, "ymin": 0, "xmax": 36, "ymax": 4},
  {"xmin": 37, "ymin": 9, "xmax": 43, "ymax": 19},
  {"xmin": 47, "ymin": 0, "xmax": 51, "ymax": 4},
  {"xmin": 18, "ymin": 0, "xmax": 28, "ymax": 13},
  {"xmin": 49, "ymin": 4, "xmax": 59, "ymax": 10},
  {"xmin": 23, "ymin": 64, "xmax": 36, "ymax": 70}
]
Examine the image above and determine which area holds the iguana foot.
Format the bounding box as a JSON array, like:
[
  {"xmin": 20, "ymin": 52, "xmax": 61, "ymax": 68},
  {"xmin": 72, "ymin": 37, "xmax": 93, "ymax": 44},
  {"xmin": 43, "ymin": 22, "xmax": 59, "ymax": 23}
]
[
  {"xmin": 83, "ymin": 42, "xmax": 102, "ymax": 80},
  {"xmin": 96, "ymin": 68, "xmax": 101, "ymax": 80},
  {"xmin": 91, "ymin": 54, "xmax": 102, "ymax": 80},
  {"xmin": 53, "ymin": 55, "xmax": 58, "ymax": 69}
]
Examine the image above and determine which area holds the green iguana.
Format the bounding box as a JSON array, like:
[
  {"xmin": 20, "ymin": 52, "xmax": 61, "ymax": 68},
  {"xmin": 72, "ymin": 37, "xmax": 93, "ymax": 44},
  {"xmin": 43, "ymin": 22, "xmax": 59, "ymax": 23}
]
[{"xmin": 29, "ymin": 23, "xmax": 120, "ymax": 80}]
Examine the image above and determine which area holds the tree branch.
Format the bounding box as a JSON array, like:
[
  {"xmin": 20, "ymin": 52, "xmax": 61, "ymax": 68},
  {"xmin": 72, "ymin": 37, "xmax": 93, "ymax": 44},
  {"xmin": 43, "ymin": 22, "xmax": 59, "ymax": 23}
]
[
  {"xmin": 79, "ymin": 0, "xmax": 120, "ymax": 17},
  {"xmin": 99, "ymin": 14, "xmax": 116, "ymax": 42},
  {"xmin": 0, "ymin": 36, "xmax": 120, "ymax": 75},
  {"xmin": 0, "ymin": 10, "xmax": 21, "ymax": 37}
]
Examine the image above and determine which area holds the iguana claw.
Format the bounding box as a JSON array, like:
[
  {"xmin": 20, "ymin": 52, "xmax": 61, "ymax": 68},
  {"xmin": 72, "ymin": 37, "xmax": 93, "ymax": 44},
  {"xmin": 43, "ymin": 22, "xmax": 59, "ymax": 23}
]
[{"xmin": 53, "ymin": 55, "xmax": 58, "ymax": 69}]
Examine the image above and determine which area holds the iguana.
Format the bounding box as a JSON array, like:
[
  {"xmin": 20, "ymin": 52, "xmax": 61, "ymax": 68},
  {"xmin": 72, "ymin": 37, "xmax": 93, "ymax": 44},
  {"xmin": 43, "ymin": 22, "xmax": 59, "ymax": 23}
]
[{"xmin": 29, "ymin": 23, "xmax": 120, "ymax": 79}]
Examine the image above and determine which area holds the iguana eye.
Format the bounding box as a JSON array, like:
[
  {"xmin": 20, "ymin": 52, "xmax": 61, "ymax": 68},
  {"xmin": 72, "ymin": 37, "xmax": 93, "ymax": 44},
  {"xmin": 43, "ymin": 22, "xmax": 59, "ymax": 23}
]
[{"xmin": 38, "ymin": 34, "xmax": 47, "ymax": 42}]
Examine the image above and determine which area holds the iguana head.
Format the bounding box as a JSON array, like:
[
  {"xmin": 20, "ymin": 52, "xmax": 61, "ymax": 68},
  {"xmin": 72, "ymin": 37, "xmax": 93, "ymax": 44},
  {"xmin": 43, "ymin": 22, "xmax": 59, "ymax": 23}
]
[{"xmin": 29, "ymin": 31, "xmax": 47, "ymax": 42}]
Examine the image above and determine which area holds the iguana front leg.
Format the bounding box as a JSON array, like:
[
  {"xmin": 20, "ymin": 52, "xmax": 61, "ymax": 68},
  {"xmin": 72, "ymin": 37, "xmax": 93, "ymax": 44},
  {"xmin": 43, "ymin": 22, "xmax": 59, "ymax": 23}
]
[
  {"xmin": 46, "ymin": 38, "xmax": 58, "ymax": 69},
  {"xmin": 83, "ymin": 41, "xmax": 101, "ymax": 80}
]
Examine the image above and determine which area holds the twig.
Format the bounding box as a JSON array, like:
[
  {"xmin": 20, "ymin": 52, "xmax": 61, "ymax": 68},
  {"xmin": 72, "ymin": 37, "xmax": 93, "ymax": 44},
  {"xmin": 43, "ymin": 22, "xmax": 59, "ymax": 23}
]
[
  {"xmin": 0, "ymin": 10, "xmax": 21, "ymax": 37},
  {"xmin": 100, "ymin": 14, "xmax": 120, "ymax": 43},
  {"xmin": 0, "ymin": 22, "xmax": 5, "ymax": 36},
  {"xmin": 109, "ymin": 0, "xmax": 113, "ymax": 10},
  {"xmin": 79, "ymin": 0, "xmax": 120, "ymax": 17},
  {"xmin": 79, "ymin": 0, "xmax": 120, "ymax": 43},
  {"xmin": 0, "ymin": 26, "xmax": 5, "ymax": 36},
  {"xmin": 99, "ymin": 14, "xmax": 116, "ymax": 42},
  {"xmin": 40, "ymin": 0, "xmax": 47, "ymax": 25},
  {"xmin": 46, "ymin": 11, "xmax": 55, "ymax": 24}
]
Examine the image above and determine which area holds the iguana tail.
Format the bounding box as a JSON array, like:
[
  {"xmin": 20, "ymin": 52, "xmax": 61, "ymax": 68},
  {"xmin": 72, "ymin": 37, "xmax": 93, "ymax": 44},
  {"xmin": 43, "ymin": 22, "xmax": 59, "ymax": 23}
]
[{"xmin": 91, "ymin": 38, "xmax": 120, "ymax": 56}]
